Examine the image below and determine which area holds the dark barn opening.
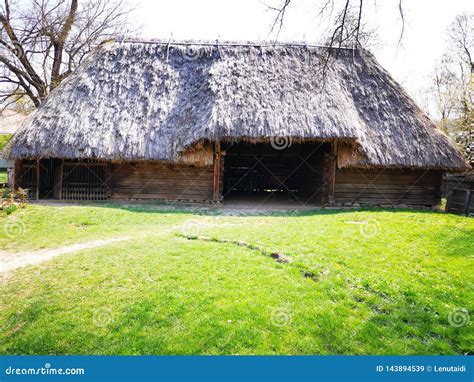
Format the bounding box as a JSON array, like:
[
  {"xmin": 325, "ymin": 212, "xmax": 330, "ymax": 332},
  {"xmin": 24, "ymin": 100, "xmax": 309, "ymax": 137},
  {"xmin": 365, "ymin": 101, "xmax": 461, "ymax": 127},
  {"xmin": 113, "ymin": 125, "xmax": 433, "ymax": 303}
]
[
  {"xmin": 39, "ymin": 158, "xmax": 62, "ymax": 198},
  {"xmin": 222, "ymin": 141, "xmax": 331, "ymax": 204}
]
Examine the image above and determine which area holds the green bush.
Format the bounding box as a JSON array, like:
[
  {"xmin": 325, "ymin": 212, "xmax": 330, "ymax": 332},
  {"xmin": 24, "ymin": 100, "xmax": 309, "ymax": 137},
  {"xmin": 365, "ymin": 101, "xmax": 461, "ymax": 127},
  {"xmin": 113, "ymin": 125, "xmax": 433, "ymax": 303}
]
[
  {"xmin": 4, "ymin": 203, "xmax": 17, "ymax": 215},
  {"xmin": 1, "ymin": 187, "xmax": 29, "ymax": 214}
]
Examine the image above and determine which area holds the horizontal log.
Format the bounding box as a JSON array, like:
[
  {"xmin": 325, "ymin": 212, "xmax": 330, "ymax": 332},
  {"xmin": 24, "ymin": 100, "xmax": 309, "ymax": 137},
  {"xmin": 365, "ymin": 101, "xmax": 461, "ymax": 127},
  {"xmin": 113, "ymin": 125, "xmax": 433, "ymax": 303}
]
[
  {"xmin": 335, "ymin": 198, "xmax": 437, "ymax": 205},
  {"xmin": 335, "ymin": 185, "xmax": 437, "ymax": 192},
  {"xmin": 112, "ymin": 193, "xmax": 212, "ymax": 201},
  {"xmin": 108, "ymin": 161, "xmax": 215, "ymax": 201},
  {"xmin": 336, "ymin": 175, "xmax": 438, "ymax": 183}
]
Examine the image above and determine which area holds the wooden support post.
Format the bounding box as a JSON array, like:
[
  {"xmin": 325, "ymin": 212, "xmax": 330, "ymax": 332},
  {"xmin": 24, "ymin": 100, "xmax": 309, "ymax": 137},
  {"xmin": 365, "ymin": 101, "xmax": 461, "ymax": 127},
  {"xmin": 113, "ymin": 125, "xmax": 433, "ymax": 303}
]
[
  {"xmin": 105, "ymin": 162, "xmax": 112, "ymax": 199},
  {"xmin": 445, "ymin": 192, "xmax": 453, "ymax": 212},
  {"xmin": 463, "ymin": 190, "xmax": 472, "ymax": 216},
  {"xmin": 213, "ymin": 141, "xmax": 222, "ymax": 203},
  {"xmin": 57, "ymin": 159, "xmax": 64, "ymax": 200},
  {"xmin": 327, "ymin": 141, "xmax": 338, "ymax": 205},
  {"xmin": 35, "ymin": 159, "xmax": 40, "ymax": 200},
  {"xmin": 13, "ymin": 160, "xmax": 21, "ymax": 192},
  {"xmin": 436, "ymin": 172, "xmax": 444, "ymax": 205}
]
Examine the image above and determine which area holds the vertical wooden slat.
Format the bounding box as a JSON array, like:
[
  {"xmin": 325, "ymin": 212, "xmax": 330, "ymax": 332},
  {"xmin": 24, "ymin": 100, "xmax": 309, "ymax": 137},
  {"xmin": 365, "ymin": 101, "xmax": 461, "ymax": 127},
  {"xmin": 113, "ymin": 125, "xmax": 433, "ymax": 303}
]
[
  {"xmin": 327, "ymin": 141, "xmax": 338, "ymax": 205},
  {"xmin": 445, "ymin": 193, "xmax": 453, "ymax": 212},
  {"xmin": 13, "ymin": 160, "xmax": 22, "ymax": 192},
  {"xmin": 35, "ymin": 159, "xmax": 40, "ymax": 200},
  {"xmin": 463, "ymin": 190, "xmax": 472, "ymax": 216},
  {"xmin": 59, "ymin": 162, "xmax": 107, "ymax": 200},
  {"xmin": 213, "ymin": 141, "xmax": 222, "ymax": 203},
  {"xmin": 58, "ymin": 160, "xmax": 64, "ymax": 199}
]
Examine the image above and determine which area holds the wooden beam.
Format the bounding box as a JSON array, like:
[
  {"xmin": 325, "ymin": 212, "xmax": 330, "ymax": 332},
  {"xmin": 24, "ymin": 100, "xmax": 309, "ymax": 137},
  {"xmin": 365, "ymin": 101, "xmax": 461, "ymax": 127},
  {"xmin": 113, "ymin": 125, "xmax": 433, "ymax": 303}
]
[
  {"xmin": 213, "ymin": 141, "xmax": 222, "ymax": 203},
  {"xmin": 327, "ymin": 141, "xmax": 338, "ymax": 205},
  {"xmin": 435, "ymin": 172, "xmax": 444, "ymax": 205},
  {"xmin": 463, "ymin": 190, "xmax": 472, "ymax": 216},
  {"xmin": 35, "ymin": 159, "xmax": 40, "ymax": 200},
  {"xmin": 105, "ymin": 162, "xmax": 112, "ymax": 199},
  {"xmin": 13, "ymin": 160, "xmax": 21, "ymax": 192},
  {"xmin": 58, "ymin": 159, "xmax": 64, "ymax": 199}
]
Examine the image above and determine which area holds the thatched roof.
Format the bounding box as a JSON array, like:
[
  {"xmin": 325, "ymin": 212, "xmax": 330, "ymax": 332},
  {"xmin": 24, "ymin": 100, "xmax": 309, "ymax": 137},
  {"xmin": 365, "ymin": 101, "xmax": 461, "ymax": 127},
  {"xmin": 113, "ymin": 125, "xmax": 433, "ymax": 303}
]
[{"xmin": 4, "ymin": 40, "xmax": 469, "ymax": 171}]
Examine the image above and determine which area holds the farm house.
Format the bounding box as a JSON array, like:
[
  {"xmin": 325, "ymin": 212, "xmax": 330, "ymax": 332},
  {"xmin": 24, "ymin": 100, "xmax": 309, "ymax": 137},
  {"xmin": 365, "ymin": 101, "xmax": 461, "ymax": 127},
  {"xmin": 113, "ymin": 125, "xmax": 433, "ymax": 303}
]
[{"xmin": 3, "ymin": 40, "xmax": 470, "ymax": 206}]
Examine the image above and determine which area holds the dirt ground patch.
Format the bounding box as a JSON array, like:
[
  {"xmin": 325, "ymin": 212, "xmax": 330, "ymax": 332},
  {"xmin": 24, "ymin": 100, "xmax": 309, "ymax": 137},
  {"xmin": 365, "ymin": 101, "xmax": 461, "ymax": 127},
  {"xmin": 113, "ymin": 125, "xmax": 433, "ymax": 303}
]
[{"xmin": 0, "ymin": 237, "xmax": 129, "ymax": 274}]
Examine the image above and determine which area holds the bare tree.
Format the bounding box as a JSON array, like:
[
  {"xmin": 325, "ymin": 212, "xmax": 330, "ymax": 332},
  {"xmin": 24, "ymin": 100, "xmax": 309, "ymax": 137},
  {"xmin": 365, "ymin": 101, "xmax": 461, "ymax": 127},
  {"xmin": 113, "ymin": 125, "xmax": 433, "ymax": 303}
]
[
  {"xmin": 430, "ymin": 12, "xmax": 473, "ymax": 164},
  {"xmin": 431, "ymin": 54, "xmax": 462, "ymax": 127},
  {"xmin": 448, "ymin": 13, "xmax": 474, "ymax": 76},
  {"xmin": 323, "ymin": 5, "xmax": 379, "ymax": 49},
  {"xmin": 269, "ymin": 0, "xmax": 403, "ymax": 49},
  {"xmin": 0, "ymin": 0, "xmax": 132, "ymax": 110}
]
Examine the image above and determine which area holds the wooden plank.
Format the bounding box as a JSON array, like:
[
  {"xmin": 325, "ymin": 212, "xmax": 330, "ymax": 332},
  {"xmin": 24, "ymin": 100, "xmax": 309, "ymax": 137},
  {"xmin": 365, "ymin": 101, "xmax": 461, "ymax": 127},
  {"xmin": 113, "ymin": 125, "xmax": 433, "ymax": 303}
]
[
  {"xmin": 463, "ymin": 190, "xmax": 472, "ymax": 216},
  {"xmin": 35, "ymin": 159, "xmax": 40, "ymax": 200},
  {"xmin": 213, "ymin": 141, "xmax": 221, "ymax": 203},
  {"xmin": 327, "ymin": 141, "xmax": 337, "ymax": 204},
  {"xmin": 109, "ymin": 161, "xmax": 215, "ymax": 201},
  {"xmin": 335, "ymin": 168, "xmax": 443, "ymax": 207},
  {"xmin": 61, "ymin": 162, "xmax": 108, "ymax": 200},
  {"xmin": 56, "ymin": 160, "xmax": 64, "ymax": 199},
  {"xmin": 446, "ymin": 190, "xmax": 454, "ymax": 212},
  {"xmin": 13, "ymin": 160, "xmax": 21, "ymax": 191}
]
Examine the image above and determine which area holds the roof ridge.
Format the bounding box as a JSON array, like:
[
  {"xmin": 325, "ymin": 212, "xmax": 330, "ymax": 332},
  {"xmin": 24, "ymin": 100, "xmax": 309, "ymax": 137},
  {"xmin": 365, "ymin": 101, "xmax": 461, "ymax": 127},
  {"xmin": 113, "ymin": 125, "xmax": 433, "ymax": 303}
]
[{"xmin": 112, "ymin": 37, "xmax": 358, "ymax": 51}]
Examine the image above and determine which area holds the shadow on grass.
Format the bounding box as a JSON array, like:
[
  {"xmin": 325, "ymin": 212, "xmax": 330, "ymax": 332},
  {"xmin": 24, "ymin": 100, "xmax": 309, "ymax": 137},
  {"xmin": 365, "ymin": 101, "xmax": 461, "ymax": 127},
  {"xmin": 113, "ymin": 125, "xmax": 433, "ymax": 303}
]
[{"xmin": 32, "ymin": 199, "xmax": 451, "ymax": 218}]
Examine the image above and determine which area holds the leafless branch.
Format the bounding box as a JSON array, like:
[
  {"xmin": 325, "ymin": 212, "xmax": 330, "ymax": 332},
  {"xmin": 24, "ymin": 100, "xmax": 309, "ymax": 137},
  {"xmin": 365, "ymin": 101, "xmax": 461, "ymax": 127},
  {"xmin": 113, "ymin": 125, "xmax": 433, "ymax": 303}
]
[
  {"xmin": 0, "ymin": 0, "xmax": 133, "ymax": 110},
  {"xmin": 269, "ymin": 0, "xmax": 292, "ymax": 41}
]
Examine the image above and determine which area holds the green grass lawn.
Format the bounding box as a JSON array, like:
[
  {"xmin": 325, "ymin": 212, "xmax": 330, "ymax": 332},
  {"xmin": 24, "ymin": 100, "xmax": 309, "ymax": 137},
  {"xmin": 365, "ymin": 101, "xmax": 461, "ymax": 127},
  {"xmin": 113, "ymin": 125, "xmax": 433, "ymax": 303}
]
[
  {"xmin": 0, "ymin": 134, "xmax": 12, "ymax": 150},
  {"xmin": 0, "ymin": 134, "xmax": 12, "ymax": 186},
  {"xmin": 0, "ymin": 203, "xmax": 472, "ymax": 355}
]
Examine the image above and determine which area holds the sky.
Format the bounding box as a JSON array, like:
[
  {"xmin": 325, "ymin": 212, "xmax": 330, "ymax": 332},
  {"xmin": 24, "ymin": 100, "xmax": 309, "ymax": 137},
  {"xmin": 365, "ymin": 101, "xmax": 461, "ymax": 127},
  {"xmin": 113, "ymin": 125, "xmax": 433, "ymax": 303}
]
[{"xmin": 129, "ymin": 0, "xmax": 474, "ymax": 115}]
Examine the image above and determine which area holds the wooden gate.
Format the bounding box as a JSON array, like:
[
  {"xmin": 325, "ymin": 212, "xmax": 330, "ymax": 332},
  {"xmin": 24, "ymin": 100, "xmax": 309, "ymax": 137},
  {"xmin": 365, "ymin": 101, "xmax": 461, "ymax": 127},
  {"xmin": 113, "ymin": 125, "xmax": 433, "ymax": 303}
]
[
  {"xmin": 61, "ymin": 162, "xmax": 108, "ymax": 200},
  {"xmin": 444, "ymin": 174, "xmax": 474, "ymax": 216}
]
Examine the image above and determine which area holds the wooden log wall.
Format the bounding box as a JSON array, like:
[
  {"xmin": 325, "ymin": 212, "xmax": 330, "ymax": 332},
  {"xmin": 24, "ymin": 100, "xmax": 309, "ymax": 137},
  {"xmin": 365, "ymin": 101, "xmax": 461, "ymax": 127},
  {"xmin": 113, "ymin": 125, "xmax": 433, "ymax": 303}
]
[
  {"xmin": 334, "ymin": 168, "xmax": 443, "ymax": 206},
  {"xmin": 109, "ymin": 162, "xmax": 215, "ymax": 202}
]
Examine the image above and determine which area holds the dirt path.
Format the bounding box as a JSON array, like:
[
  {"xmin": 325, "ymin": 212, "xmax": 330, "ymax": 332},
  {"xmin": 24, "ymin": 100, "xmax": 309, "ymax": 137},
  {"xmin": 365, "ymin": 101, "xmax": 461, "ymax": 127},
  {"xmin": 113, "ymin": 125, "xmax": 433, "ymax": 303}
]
[
  {"xmin": 0, "ymin": 218, "xmax": 206, "ymax": 274},
  {"xmin": 0, "ymin": 237, "xmax": 129, "ymax": 274},
  {"xmin": 0, "ymin": 217, "xmax": 246, "ymax": 275}
]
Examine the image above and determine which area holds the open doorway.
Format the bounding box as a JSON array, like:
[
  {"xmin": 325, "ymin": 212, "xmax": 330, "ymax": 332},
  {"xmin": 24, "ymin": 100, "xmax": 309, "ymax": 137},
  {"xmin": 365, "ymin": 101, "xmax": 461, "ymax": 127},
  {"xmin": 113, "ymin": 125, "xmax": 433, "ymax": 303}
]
[
  {"xmin": 39, "ymin": 158, "xmax": 62, "ymax": 198},
  {"xmin": 222, "ymin": 141, "xmax": 330, "ymax": 205}
]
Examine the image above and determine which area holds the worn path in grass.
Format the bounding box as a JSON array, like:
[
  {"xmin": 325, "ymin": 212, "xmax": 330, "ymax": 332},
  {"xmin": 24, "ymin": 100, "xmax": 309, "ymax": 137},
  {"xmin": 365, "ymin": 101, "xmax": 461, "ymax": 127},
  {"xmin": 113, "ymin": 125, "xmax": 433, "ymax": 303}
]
[
  {"xmin": 0, "ymin": 237, "xmax": 129, "ymax": 273},
  {"xmin": 0, "ymin": 216, "xmax": 238, "ymax": 273}
]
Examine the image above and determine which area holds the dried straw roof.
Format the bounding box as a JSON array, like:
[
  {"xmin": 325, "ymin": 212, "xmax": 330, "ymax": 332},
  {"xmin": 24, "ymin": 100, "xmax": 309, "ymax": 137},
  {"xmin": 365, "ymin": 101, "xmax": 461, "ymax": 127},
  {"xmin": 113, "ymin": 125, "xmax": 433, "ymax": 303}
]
[{"xmin": 4, "ymin": 39, "xmax": 469, "ymax": 171}]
